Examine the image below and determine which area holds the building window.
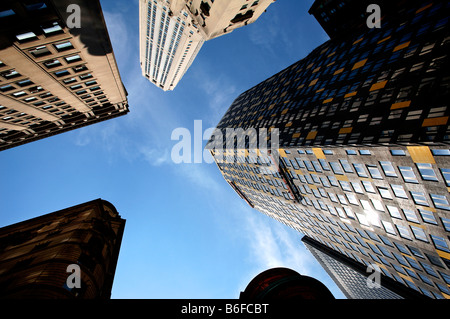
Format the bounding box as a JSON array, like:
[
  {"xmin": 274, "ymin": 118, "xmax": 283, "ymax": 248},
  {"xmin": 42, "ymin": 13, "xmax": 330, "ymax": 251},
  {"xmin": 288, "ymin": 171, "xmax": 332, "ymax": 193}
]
[
  {"xmin": 396, "ymin": 224, "xmax": 412, "ymax": 240},
  {"xmin": 391, "ymin": 184, "xmax": 408, "ymax": 199},
  {"xmin": 403, "ymin": 209, "xmax": 420, "ymax": 223},
  {"xmin": 416, "ymin": 163, "xmax": 438, "ymax": 181},
  {"xmin": 367, "ymin": 165, "xmax": 383, "ymax": 179},
  {"xmin": 330, "ymin": 162, "xmax": 343, "ymax": 175},
  {"xmin": 387, "ymin": 205, "xmax": 402, "ymax": 219},
  {"xmin": 399, "ymin": 166, "xmax": 419, "ymax": 183},
  {"xmin": 439, "ymin": 168, "xmax": 450, "ymax": 186},
  {"xmin": 378, "ymin": 187, "xmax": 392, "ymax": 199},
  {"xmin": 430, "ymin": 194, "xmax": 450, "ymax": 211},
  {"xmin": 411, "ymin": 225, "xmax": 428, "ymax": 242},
  {"xmin": 430, "ymin": 235, "xmax": 450, "ymax": 252},
  {"xmin": 361, "ymin": 180, "xmax": 375, "ymax": 193},
  {"xmin": 390, "ymin": 149, "xmax": 406, "ymax": 156},
  {"xmin": 380, "ymin": 161, "xmax": 397, "ymax": 177},
  {"xmin": 410, "ymin": 191, "xmax": 429, "ymax": 206},
  {"xmin": 419, "ymin": 209, "xmax": 437, "ymax": 225},
  {"xmin": 431, "ymin": 149, "xmax": 450, "ymax": 156}
]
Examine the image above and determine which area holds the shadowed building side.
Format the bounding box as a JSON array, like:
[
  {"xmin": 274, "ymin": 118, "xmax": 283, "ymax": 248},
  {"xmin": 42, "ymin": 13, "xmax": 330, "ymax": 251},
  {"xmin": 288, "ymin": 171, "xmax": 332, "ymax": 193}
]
[{"xmin": 0, "ymin": 199, "xmax": 125, "ymax": 299}]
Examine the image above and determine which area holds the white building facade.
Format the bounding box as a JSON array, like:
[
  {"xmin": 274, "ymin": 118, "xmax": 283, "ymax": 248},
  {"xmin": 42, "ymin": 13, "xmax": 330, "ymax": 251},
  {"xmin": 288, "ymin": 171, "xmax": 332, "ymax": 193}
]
[{"xmin": 139, "ymin": 0, "xmax": 275, "ymax": 91}]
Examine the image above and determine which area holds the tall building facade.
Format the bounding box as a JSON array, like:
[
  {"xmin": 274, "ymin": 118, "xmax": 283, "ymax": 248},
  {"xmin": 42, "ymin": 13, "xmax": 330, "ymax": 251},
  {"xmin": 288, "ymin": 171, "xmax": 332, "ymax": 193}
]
[
  {"xmin": 0, "ymin": 199, "xmax": 125, "ymax": 299},
  {"xmin": 139, "ymin": 0, "xmax": 275, "ymax": 91},
  {"xmin": 207, "ymin": 1, "xmax": 450, "ymax": 299},
  {"xmin": 302, "ymin": 235, "xmax": 428, "ymax": 299},
  {"xmin": 0, "ymin": 0, "xmax": 129, "ymax": 151}
]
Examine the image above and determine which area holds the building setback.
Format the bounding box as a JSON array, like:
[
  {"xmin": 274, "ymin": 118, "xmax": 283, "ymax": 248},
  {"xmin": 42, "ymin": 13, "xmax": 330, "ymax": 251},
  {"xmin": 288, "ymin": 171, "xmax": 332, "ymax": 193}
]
[
  {"xmin": 207, "ymin": 1, "xmax": 450, "ymax": 299},
  {"xmin": 0, "ymin": 199, "xmax": 125, "ymax": 299},
  {"xmin": 139, "ymin": 0, "xmax": 275, "ymax": 91},
  {"xmin": 0, "ymin": 0, "xmax": 129, "ymax": 151}
]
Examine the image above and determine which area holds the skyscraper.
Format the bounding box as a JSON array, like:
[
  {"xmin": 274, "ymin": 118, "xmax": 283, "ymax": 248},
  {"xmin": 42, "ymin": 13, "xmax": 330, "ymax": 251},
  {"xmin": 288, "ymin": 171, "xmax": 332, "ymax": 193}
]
[
  {"xmin": 207, "ymin": 1, "xmax": 450, "ymax": 299},
  {"xmin": 302, "ymin": 235, "xmax": 428, "ymax": 299},
  {"xmin": 0, "ymin": 0, "xmax": 129, "ymax": 152},
  {"xmin": 0, "ymin": 199, "xmax": 125, "ymax": 299},
  {"xmin": 139, "ymin": 0, "xmax": 275, "ymax": 91}
]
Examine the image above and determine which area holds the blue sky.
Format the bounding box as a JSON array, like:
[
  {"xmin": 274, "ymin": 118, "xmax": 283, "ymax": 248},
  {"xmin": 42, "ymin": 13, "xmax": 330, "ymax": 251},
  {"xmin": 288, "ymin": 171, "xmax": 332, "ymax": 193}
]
[{"xmin": 0, "ymin": 0, "xmax": 346, "ymax": 299}]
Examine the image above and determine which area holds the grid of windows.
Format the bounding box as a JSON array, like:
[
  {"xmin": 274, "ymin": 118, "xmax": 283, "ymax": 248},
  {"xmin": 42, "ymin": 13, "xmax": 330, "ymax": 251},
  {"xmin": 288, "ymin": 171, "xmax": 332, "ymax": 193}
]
[
  {"xmin": 0, "ymin": 1, "xmax": 129, "ymax": 151},
  {"xmin": 209, "ymin": 1, "xmax": 450, "ymax": 300}
]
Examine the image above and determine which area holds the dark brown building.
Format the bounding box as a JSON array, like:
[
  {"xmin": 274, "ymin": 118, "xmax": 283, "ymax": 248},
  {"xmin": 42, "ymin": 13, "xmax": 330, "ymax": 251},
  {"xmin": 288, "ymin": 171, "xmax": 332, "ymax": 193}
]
[
  {"xmin": 0, "ymin": 199, "xmax": 125, "ymax": 299},
  {"xmin": 0, "ymin": 0, "xmax": 129, "ymax": 151}
]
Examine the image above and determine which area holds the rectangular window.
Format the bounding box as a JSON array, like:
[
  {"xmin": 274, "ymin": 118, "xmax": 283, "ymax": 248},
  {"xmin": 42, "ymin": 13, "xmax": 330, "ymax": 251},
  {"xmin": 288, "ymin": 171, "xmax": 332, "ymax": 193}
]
[
  {"xmin": 430, "ymin": 235, "xmax": 450, "ymax": 252},
  {"xmin": 399, "ymin": 166, "xmax": 419, "ymax": 183},
  {"xmin": 431, "ymin": 149, "xmax": 450, "ymax": 156},
  {"xmin": 351, "ymin": 181, "xmax": 364, "ymax": 194},
  {"xmin": 396, "ymin": 224, "xmax": 412, "ymax": 240},
  {"xmin": 318, "ymin": 158, "xmax": 330, "ymax": 171},
  {"xmin": 339, "ymin": 159, "xmax": 353, "ymax": 173},
  {"xmin": 361, "ymin": 180, "xmax": 376, "ymax": 193},
  {"xmin": 328, "ymin": 176, "xmax": 339, "ymax": 187},
  {"xmin": 367, "ymin": 165, "xmax": 383, "ymax": 179},
  {"xmin": 359, "ymin": 150, "xmax": 371, "ymax": 155},
  {"xmin": 419, "ymin": 209, "xmax": 437, "ymax": 225},
  {"xmin": 442, "ymin": 217, "xmax": 450, "ymax": 231},
  {"xmin": 440, "ymin": 168, "xmax": 450, "ymax": 186},
  {"xmin": 54, "ymin": 41, "xmax": 74, "ymax": 51},
  {"xmin": 411, "ymin": 225, "xmax": 428, "ymax": 242},
  {"xmin": 330, "ymin": 162, "xmax": 343, "ymax": 175},
  {"xmin": 403, "ymin": 209, "xmax": 420, "ymax": 223},
  {"xmin": 410, "ymin": 191, "xmax": 429, "ymax": 206},
  {"xmin": 387, "ymin": 205, "xmax": 402, "ymax": 219},
  {"xmin": 353, "ymin": 163, "xmax": 368, "ymax": 177},
  {"xmin": 430, "ymin": 194, "xmax": 450, "ymax": 210},
  {"xmin": 416, "ymin": 163, "xmax": 438, "ymax": 181},
  {"xmin": 390, "ymin": 149, "xmax": 406, "ymax": 156},
  {"xmin": 382, "ymin": 220, "xmax": 396, "ymax": 235},
  {"xmin": 378, "ymin": 187, "xmax": 392, "ymax": 199},
  {"xmin": 391, "ymin": 184, "xmax": 408, "ymax": 198},
  {"xmin": 380, "ymin": 161, "xmax": 397, "ymax": 177}
]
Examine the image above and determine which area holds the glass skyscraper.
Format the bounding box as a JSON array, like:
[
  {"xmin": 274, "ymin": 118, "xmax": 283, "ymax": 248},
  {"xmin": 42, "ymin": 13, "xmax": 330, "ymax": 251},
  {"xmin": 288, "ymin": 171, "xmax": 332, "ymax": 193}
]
[{"xmin": 207, "ymin": 0, "xmax": 450, "ymax": 299}]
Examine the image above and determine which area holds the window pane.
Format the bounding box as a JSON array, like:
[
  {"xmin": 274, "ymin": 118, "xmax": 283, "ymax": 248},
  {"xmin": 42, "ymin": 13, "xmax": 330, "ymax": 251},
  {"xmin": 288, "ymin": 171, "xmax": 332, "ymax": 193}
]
[
  {"xmin": 391, "ymin": 184, "xmax": 408, "ymax": 198},
  {"xmin": 380, "ymin": 161, "xmax": 398, "ymax": 177},
  {"xmin": 416, "ymin": 163, "xmax": 438, "ymax": 181},
  {"xmin": 330, "ymin": 162, "xmax": 343, "ymax": 174},
  {"xmin": 399, "ymin": 166, "xmax": 419, "ymax": 183},
  {"xmin": 411, "ymin": 225, "xmax": 428, "ymax": 242},
  {"xmin": 362, "ymin": 180, "xmax": 375, "ymax": 193},
  {"xmin": 340, "ymin": 159, "xmax": 353, "ymax": 173},
  {"xmin": 391, "ymin": 149, "xmax": 406, "ymax": 156},
  {"xmin": 431, "ymin": 149, "xmax": 450, "ymax": 156},
  {"xmin": 387, "ymin": 205, "xmax": 402, "ymax": 219},
  {"xmin": 430, "ymin": 194, "xmax": 450, "ymax": 210},
  {"xmin": 440, "ymin": 168, "xmax": 450, "ymax": 186},
  {"xmin": 367, "ymin": 165, "xmax": 383, "ymax": 179},
  {"xmin": 378, "ymin": 187, "xmax": 392, "ymax": 199},
  {"xmin": 351, "ymin": 181, "xmax": 363, "ymax": 193},
  {"xmin": 430, "ymin": 235, "xmax": 450, "ymax": 252},
  {"xmin": 418, "ymin": 209, "xmax": 437, "ymax": 225},
  {"xmin": 353, "ymin": 163, "xmax": 368, "ymax": 177},
  {"xmin": 410, "ymin": 191, "xmax": 429, "ymax": 206},
  {"xmin": 442, "ymin": 217, "xmax": 450, "ymax": 231},
  {"xmin": 396, "ymin": 224, "xmax": 412, "ymax": 240},
  {"xmin": 382, "ymin": 220, "xmax": 396, "ymax": 235},
  {"xmin": 403, "ymin": 209, "xmax": 420, "ymax": 223}
]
